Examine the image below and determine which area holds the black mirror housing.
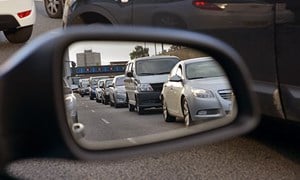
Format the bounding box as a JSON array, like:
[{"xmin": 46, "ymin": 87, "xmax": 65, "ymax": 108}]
[
  {"xmin": 126, "ymin": 71, "xmax": 133, "ymax": 77},
  {"xmin": 0, "ymin": 25, "xmax": 259, "ymax": 165}
]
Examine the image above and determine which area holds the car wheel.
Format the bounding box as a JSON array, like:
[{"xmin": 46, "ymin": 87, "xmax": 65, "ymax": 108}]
[
  {"xmin": 104, "ymin": 98, "xmax": 108, "ymax": 105},
  {"xmin": 136, "ymin": 105, "xmax": 144, "ymax": 115},
  {"xmin": 182, "ymin": 97, "xmax": 192, "ymax": 126},
  {"xmin": 109, "ymin": 99, "xmax": 114, "ymax": 107},
  {"xmin": 113, "ymin": 97, "xmax": 119, "ymax": 108},
  {"xmin": 44, "ymin": 0, "xmax": 63, "ymax": 18},
  {"xmin": 80, "ymin": 94, "xmax": 84, "ymax": 97},
  {"xmin": 96, "ymin": 98, "xmax": 100, "ymax": 103},
  {"xmin": 3, "ymin": 25, "xmax": 33, "ymax": 43},
  {"xmin": 163, "ymin": 98, "xmax": 176, "ymax": 122},
  {"xmin": 89, "ymin": 96, "xmax": 93, "ymax": 100},
  {"xmin": 128, "ymin": 103, "xmax": 135, "ymax": 112}
]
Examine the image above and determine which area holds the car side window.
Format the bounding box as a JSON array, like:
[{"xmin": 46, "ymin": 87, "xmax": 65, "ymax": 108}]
[
  {"xmin": 169, "ymin": 64, "xmax": 178, "ymax": 78},
  {"xmin": 125, "ymin": 63, "xmax": 133, "ymax": 77},
  {"xmin": 176, "ymin": 65, "xmax": 183, "ymax": 78}
]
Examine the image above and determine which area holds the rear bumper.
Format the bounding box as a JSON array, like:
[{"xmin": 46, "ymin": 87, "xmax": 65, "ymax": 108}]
[{"xmin": 0, "ymin": 15, "xmax": 20, "ymax": 30}]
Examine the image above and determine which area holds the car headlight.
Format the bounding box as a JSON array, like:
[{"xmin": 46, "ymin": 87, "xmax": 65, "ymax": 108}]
[
  {"xmin": 192, "ymin": 89, "xmax": 215, "ymax": 98},
  {"xmin": 137, "ymin": 83, "xmax": 153, "ymax": 92}
]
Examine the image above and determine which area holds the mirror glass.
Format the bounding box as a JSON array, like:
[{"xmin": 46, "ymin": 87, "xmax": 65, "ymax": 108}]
[{"xmin": 63, "ymin": 41, "xmax": 237, "ymax": 150}]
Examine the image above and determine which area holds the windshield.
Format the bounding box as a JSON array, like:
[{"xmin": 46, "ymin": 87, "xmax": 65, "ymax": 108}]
[
  {"xmin": 186, "ymin": 60, "xmax": 225, "ymax": 80},
  {"xmin": 136, "ymin": 58, "xmax": 179, "ymax": 76},
  {"xmin": 72, "ymin": 77, "xmax": 80, "ymax": 85},
  {"xmin": 115, "ymin": 76, "xmax": 125, "ymax": 86},
  {"xmin": 106, "ymin": 80, "xmax": 113, "ymax": 88},
  {"xmin": 91, "ymin": 78, "xmax": 101, "ymax": 86}
]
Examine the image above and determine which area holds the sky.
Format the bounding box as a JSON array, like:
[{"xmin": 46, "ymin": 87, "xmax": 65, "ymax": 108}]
[{"xmin": 68, "ymin": 41, "xmax": 171, "ymax": 65}]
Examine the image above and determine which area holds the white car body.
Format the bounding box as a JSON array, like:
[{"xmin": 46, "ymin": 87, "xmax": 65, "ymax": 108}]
[
  {"xmin": 0, "ymin": 0, "xmax": 36, "ymax": 43},
  {"xmin": 161, "ymin": 57, "xmax": 233, "ymax": 125},
  {"xmin": 0, "ymin": 0, "xmax": 36, "ymax": 28}
]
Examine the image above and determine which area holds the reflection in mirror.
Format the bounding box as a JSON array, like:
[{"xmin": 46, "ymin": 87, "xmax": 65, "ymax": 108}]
[{"xmin": 63, "ymin": 41, "xmax": 237, "ymax": 150}]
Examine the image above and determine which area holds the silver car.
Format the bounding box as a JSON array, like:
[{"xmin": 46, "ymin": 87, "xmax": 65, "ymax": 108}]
[
  {"xmin": 161, "ymin": 57, "xmax": 232, "ymax": 126},
  {"xmin": 109, "ymin": 75, "xmax": 127, "ymax": 108},
  {"xmin": 63, "ymin": 79, "xmax": 78, "ymax": 128}
]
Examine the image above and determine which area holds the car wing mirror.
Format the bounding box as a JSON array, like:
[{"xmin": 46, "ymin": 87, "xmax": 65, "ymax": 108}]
[
  {"xmin": 0, "ymin": 25, "xmax": 259, "ymax": 165},
  {"xmin": 169, "ymin": 75, "xmax": 182, "ymax": 82},
  {"xmin": 126, "ymin": 71, "xmax": 133, "ymax": 77}
]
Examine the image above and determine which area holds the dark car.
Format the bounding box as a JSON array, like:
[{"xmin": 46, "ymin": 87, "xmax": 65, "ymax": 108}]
[
  {"xmin": 100, "ymin": 78, "xmax": 113, "ymax": 105},
  {"xmin": 88, "ymin": 76, "xmax": 102, "ymax": 100},
  {"xmin": 63, "ymin": 0, "xmax": 300, "ymax": 123}
]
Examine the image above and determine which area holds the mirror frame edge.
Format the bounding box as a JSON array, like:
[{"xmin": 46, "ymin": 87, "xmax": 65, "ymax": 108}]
[{"xmin": 53, "ymin": 25, "xmax": 260, "ymax": 160}]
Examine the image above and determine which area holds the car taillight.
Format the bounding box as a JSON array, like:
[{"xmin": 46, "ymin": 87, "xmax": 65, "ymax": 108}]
[
  {"xmin": 192, "ymin": 0, "xmax": 224, "ymax": 11},
  {"xmin": 17, "ymin": 10, "xmax": 32, "ymax": 18}
]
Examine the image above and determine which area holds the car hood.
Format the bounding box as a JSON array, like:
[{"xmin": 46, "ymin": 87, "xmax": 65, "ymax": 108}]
[
  {"xmin": 138, "ymin": 74, "xmax": 169, "ymax": 84},
  {"xmin": 186, "ymin": 76, "xmax": 231, "ymax": 92}
]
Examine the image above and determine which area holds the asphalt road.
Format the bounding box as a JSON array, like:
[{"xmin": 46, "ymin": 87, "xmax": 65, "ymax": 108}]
[
  {"xmin": 1, "ymin": 1, "xmax": 300, "ymax": 179},
  {"xmin": 77, "ymin": 95, "xmax": 186, "ymax": 142}
]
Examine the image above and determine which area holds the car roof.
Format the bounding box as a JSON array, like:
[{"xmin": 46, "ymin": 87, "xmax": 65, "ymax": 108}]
[
  {"xmin": 180, "ymin": 57, "xmax": 213, "ymax": 65},
  {"xmin": 131, "ymin": 55, "xmax": 180, "ymax": 62},
  {"xmin": 114, "ymin": 74, "xmax": 125, "ymax": 79}
]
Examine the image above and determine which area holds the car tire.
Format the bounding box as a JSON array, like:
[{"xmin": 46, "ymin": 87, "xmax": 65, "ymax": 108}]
[
  {"xmin": 136, "ymin": 105, "xmax": 144, "ymax": 115},
  {"xmin": 128, "ymin": 103, "xmax": 135, "ymax": 112},
  {"xmin": 44, "ymin": 0, "xmax": 63, "ymax": 18},
  {"xmin": 182, "ymin": 97, "xmax": 192, "ymax": 126},
  {"xmin": 113, "ymin": 97, "xmax": 119, "ymax": 108},
  {"xmin": 96, "ymin": 98, "xmax": 100, "ymax": 103},
  {"xmin": 3, "ymin": 25, "xmax": 33, "ymax": 43},
  {"xmin": 89, "ymin": 96, "xmax": 93, "ymax": 100},
  {"xmin": 163, "ymin": 98, "xmax": 176, "ymax": 122},
  {"xmin": 110, "ymin": 99, "xmax": 114, "ymax": 107},
  {"xmin": 80, "ymin": 94, "xmax": 84, "ymax": 97},
  {"xmin": 104, "ymin": 98, "xmax": 108, "ymax": 105}
]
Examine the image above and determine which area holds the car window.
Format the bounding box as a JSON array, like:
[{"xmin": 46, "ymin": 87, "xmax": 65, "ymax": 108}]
[
  {"xmin": 186, "ymin": 61, "xmax": 225, "ymax": 80},
  {"xmin": 106, "ymin": 80, "xmax": 113, "ymax": 87},
  {"xmin": 115, "ymin": 77, "xmax": 125, "ymax": 86},
  {"xmin": 175, "ymin": 65, "xmax": 183, "ymax": 78},
  {"xmin": 136, "ymin": 58, "xmax": 179, "ymax": 75}
]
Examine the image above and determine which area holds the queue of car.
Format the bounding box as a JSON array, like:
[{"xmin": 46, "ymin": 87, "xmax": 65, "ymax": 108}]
[{"xmin": 74, "ymin": 55, "xmax": 233, "ymax": 126}]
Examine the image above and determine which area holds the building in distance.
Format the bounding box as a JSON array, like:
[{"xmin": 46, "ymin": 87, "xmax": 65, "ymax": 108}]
[{"xmin": 77, "ymin": 50, "xmax": 101, "ymax": 67}]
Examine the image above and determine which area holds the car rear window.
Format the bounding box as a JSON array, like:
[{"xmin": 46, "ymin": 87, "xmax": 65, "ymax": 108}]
[
  {"xmin": 136, "ymin": 58, "xmax": 179, "ymax": 76},
  {"xmin": 186, "ymin": 61, "xmax": 225, "ymax": 80}
]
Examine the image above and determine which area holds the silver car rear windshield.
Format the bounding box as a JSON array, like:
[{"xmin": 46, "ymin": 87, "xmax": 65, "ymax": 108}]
[
  {"xmin": 115, "ymin": 77, "xmax": 125, "ymax": 86},
  {"xmin": 136, "ymin": 58, "xmax": 179, "ymax": 76},
  {"xmin": 186, "ymin": 61, "xmax": 225, "ymax": 80}
]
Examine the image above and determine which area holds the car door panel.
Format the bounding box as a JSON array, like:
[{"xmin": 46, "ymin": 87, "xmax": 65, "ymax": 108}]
[{"xmin": 275, "ymin": 1, "xmax": 300, "ymax": 122}]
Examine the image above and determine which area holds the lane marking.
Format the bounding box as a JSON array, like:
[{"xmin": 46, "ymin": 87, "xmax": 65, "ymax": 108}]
[
  {"xmin": 85, "ymin": 105, "xmax": 89, "ymax": 108},
  {"xmin": 101, "ymin": 118, "xmax": 110, "ymax": 124},
  {"xmin": 127, "ymin": 138, "xmax": 137, "ymax": 144},
  {"xmin": 91, "ymin": 110, "xmax": 95, "ymax": 113}
]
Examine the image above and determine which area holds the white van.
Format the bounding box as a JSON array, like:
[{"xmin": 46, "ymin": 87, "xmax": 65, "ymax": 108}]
[{"xmin": 124, "ymin": 56, "xmax": 180, "ymax": 114}]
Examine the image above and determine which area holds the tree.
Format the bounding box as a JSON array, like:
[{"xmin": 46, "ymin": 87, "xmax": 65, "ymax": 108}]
[
  {"xmin": 130, "ymin": 45, "xmax": 149, "ymax": 59},
  {"xmin": 169, "ymin": 45, "xmax": 182, "ymax": 51}
]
